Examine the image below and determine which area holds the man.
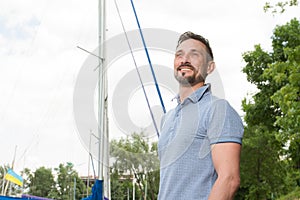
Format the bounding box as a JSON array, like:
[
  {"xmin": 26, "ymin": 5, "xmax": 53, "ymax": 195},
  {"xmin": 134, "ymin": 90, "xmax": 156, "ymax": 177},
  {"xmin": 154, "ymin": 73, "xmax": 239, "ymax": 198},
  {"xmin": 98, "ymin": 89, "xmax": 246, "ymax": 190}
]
[{"xmin": 158, "ymin": 31, "xmax": 244, "ymax": 199}]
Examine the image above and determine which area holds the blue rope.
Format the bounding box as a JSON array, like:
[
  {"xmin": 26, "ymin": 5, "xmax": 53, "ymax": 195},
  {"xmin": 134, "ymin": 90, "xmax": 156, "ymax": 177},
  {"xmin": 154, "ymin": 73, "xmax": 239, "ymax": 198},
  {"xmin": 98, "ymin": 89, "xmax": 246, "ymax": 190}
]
[
  {"xmin": 130, "ymin": 0, "xmax": 166, "ymax": 114},
  {"xmin": 114, "ymin": 0, "xmax": 160, "ymax": 137}
]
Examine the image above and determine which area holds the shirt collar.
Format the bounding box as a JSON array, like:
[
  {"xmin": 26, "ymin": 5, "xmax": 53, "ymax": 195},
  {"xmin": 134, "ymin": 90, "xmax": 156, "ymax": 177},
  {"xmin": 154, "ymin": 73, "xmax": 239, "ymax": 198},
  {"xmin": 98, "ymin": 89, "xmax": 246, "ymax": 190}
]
[{"xmin": 173, "ymin": 84, "xmax": 211, "ymax": 104}]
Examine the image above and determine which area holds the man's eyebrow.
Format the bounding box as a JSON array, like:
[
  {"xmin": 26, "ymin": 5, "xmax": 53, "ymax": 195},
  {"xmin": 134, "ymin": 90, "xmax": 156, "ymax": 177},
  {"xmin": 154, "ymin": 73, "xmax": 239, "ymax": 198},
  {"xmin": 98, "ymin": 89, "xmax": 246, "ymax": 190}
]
[
  {"xmin": 190, "ymin": 48, "xmax": 201, "ymax": 52},
  {"xmin": 191, "ymin": 48, "xmax": 206, "ymax": 56},
  {"xmin": 175, "ymin": 48, "xmax": 203, "ymax": 54}
]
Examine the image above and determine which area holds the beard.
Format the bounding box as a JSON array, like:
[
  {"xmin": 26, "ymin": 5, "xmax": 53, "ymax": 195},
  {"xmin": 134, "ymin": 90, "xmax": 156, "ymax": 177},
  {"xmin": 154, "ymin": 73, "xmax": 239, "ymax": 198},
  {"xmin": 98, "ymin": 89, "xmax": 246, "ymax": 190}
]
[{"xmin": 174, "ymin": 68, "xmax": 205, "ymax": 87}]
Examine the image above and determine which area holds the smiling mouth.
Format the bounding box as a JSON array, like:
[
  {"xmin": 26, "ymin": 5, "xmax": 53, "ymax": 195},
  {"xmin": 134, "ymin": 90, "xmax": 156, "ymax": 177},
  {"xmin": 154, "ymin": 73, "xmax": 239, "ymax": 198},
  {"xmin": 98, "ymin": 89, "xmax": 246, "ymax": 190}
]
[
  {"xmin": 179, "ymin": 68, "xmax": 193, "ymax": 72},
  {"xmin": 178, "ymin": 67, "xmax": 193, "ymax": 77},
  {"xmin": 177, "ymin": 66, "xmax": 194, "ymax": 74},
  {"xmin": 177, "ymin": 63, "xmax": 194, "ymax": 72}
]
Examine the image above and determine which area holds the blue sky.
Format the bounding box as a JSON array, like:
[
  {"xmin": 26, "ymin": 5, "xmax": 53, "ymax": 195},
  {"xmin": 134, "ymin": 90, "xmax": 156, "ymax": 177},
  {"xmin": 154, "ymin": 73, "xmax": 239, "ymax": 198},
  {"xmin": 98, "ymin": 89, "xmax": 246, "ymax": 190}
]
[{"xmin": 0, "ymin": 0, "xmax": 299, "ymax": 176}]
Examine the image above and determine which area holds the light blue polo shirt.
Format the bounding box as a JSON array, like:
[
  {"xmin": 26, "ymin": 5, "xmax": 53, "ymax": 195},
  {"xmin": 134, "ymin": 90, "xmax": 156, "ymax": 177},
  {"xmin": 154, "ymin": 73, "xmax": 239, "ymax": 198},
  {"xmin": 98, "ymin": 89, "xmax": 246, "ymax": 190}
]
[{"xmin": 158, "ymin": 84, "xmax": 244, "ymax": 200}]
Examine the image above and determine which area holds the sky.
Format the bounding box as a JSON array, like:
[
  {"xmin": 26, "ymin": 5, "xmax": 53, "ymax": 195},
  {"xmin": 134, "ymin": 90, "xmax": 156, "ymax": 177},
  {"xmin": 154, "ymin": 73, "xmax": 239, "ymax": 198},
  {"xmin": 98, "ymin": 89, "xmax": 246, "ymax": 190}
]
[{"xmin": 0, "ymin": 0, "xmax": 299, "ymax": 176}]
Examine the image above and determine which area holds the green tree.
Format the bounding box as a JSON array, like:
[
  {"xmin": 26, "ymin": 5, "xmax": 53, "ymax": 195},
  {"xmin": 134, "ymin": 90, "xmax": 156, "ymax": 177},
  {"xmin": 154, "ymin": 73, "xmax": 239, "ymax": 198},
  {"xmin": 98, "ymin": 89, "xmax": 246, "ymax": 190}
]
[
  {"xmin": 110, "ymin": 132, "xmax": 159, "ymax": 200},
  {"xmin": 0, "ymin": 165, "xmax": 9, "ymax": 191},
  {"xmin": 237, "ymin": 18, "xmax": 300, "ymax": 199},
  {"xmin": 264, "ymin": 20, "xmax": 300, "ymax": 170},
  {"xmin": 51, "ymin": 162, "xmax": 86, "ymax": 200},
  {"xmin": 110, "ymin": 169, "xmax": 133, "ymax": 199},
  {"xmin": 21, "ymin": 167, "xmax": 33, "ymax": 192},
  {"xmin": 264, "ymin": 0, "xmax": 298, "ymax": 13},
  {"xmin": 28, "ymin": 167, "xmax": 56, "ymax": 198},
  {"xmin": 264, "ymin": 19, "xmax": 300, "ymax": 199}
]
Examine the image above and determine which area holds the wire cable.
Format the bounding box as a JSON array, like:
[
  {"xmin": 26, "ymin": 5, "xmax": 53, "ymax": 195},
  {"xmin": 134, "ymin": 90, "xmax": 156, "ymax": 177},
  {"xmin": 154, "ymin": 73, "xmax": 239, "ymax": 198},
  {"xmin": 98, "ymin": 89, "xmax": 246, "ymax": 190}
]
[
  {"xmin": 129, "ymin": 0, "xmax": 166, "ymax": 114},
  {"xmin": 114, "ymin": 0, "xmax": 160, "ymax": 137}
]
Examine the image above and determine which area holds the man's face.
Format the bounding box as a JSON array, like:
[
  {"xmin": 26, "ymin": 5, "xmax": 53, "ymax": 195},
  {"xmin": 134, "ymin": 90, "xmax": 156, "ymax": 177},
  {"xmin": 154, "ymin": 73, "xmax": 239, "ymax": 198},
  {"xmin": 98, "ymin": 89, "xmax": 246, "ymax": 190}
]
[{"xmin": 174, "ymin": 39, "xmax": 209, "ymax": 87}]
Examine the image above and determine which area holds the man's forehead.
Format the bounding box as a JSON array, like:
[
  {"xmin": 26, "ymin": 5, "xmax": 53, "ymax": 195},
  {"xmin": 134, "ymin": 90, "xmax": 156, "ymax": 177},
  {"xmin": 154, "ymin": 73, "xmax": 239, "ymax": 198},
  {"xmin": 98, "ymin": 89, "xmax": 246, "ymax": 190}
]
[{"xmin": 176, "ymin": 39, "xmax": 207, "ymax": 50}]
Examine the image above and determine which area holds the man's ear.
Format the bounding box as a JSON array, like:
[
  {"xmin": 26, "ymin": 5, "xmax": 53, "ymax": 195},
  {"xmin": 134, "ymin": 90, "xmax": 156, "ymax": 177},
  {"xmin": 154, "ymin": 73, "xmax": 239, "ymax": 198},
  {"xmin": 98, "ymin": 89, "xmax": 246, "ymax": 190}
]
[{"xmin": 207, "ymin": 61, "xmax": 215, "ymax": 74}]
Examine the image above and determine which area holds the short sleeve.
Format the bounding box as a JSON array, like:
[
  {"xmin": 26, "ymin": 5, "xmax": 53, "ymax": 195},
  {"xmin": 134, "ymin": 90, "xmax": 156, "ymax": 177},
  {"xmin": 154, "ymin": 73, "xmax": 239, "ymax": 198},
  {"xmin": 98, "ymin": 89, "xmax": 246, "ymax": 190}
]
[{"xmin": 207, "ymin": 99, "xmax": 244, "ymax": 145}]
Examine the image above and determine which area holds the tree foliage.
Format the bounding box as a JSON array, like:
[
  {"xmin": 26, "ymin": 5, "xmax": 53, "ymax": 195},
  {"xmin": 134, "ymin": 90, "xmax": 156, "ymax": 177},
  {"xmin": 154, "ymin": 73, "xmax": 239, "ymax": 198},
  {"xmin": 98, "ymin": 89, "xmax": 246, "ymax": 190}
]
[
  {"xmin": 19, "ymin": 163, "xmax": 86, "ymax": 200},
  {"xmin": 238, "ymin": 18, "xmax": 300, "ymax": 199},
  {"xmin": 0, "ymin": 165, "xmax": 9, "ymax": 188},
  {"xmin": 50, "ymin": 162, "xmax": 86, "ymax": 200},
  {"xmin": 28, "ymin": 167, "xmax": 55, "ymax": 198},
  {"xmin": 110, "ymin": 132, "xmax": 159, "ymax": 200},
  {"xmin": 264, "ymin": 0, "xmax": 298, "ymax": 14}
]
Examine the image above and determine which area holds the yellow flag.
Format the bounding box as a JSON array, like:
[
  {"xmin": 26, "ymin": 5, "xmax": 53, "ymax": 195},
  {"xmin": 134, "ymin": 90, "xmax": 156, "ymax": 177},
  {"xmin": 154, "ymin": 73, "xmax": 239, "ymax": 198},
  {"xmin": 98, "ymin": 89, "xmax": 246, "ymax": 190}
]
[{"xmin": 4, "ymin": 169, "xmax": 23, "ymax": 186}]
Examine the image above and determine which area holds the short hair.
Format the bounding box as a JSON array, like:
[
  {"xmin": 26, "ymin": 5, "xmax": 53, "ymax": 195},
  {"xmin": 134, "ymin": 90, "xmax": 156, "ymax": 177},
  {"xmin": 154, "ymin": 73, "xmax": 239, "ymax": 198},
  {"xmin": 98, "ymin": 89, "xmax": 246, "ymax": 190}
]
[{"xmin": 176, "ymin": 31, "xmax": 214, "ymax": 60}]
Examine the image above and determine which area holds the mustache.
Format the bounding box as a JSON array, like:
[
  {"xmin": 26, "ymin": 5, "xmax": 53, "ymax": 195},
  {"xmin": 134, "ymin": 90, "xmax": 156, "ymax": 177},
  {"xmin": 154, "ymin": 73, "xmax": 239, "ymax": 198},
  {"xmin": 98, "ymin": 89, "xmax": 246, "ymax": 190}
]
[{"xmin": 178, "ymin": 62, "xmax": 194, "ymax": 69}]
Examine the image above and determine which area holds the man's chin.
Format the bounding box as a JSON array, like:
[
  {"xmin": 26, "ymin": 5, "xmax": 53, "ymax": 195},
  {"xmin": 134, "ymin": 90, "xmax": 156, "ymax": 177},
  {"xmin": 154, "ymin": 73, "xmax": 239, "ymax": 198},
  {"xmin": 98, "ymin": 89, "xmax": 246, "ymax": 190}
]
[
  {"xmin": 175, "ymin": 76, "xmax": 192, "ymax": 86},
  {"xmin": 175, "ymin": 75, "xmax": 205, "ymax": 87}
]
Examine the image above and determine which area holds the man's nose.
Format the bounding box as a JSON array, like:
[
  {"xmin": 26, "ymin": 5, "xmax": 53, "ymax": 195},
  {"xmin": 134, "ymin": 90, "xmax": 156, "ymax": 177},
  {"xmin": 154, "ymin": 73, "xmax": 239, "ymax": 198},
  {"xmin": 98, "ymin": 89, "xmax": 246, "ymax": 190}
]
[{"xmin": 181, "ymin": 54, "xmax": 191, "ymax": 64}]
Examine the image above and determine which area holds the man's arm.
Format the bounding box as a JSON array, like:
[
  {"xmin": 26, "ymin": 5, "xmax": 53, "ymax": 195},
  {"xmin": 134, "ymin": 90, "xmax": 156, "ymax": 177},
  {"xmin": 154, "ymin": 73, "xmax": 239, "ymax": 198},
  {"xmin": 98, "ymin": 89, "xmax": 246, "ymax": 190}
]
[{"xmin": 208, "ymin": 142, "xmax": 242, "ymax": 200}]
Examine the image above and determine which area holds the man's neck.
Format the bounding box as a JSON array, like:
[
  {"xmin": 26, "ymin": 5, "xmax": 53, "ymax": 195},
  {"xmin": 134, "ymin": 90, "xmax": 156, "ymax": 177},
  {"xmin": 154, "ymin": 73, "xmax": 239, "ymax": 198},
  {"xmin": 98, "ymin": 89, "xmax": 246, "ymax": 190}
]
[{"xmin": 179, "ymin": 82, "xmax": 205, "ymax": 103}]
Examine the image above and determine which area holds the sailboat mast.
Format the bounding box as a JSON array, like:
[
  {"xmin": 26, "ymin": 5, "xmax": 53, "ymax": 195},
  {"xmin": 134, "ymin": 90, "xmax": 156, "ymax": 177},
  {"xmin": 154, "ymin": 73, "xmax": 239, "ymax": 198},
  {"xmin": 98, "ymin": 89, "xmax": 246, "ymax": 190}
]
[
  {"xmin": 98, "ymin": 0, "xmax": 105, "ymax": 181},
  {"xmin": 98, "ymin": 0, "xmax": 110, "ymax": 199}
]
